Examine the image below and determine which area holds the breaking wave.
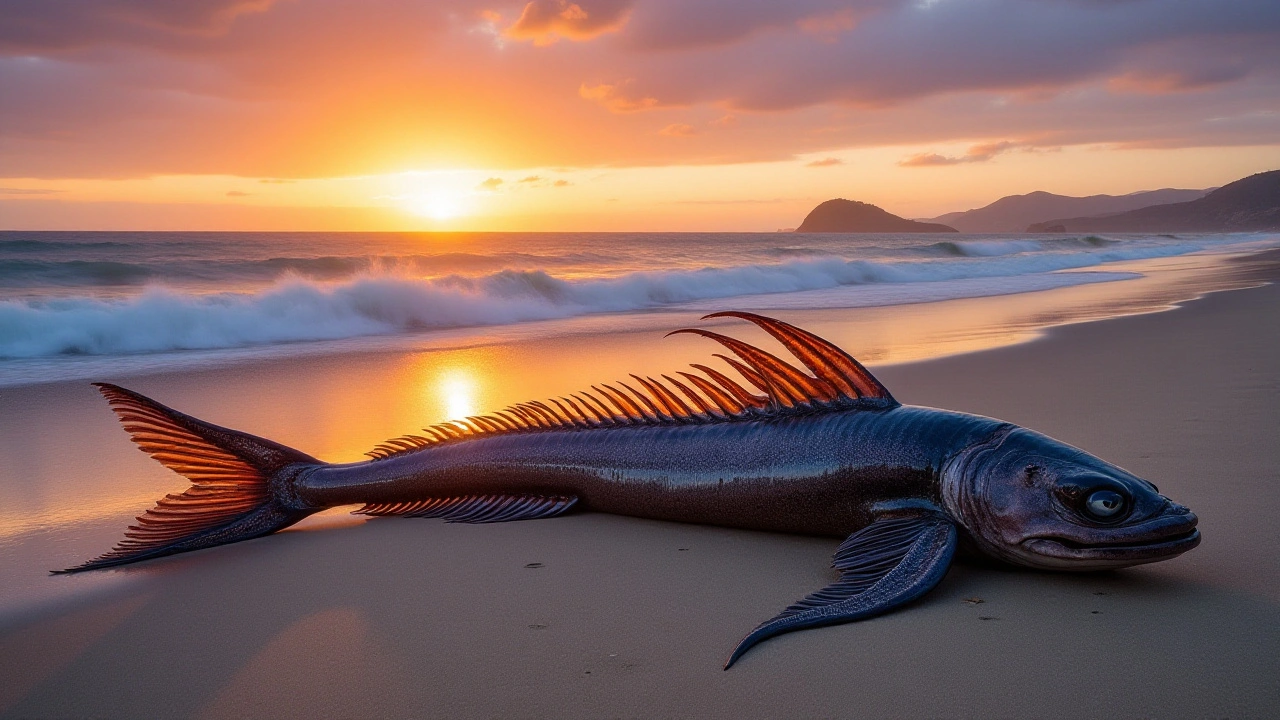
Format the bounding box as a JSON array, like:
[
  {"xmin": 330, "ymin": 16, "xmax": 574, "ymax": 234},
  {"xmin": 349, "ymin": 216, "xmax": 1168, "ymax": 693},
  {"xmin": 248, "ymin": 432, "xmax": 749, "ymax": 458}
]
[
  {"xmin": 0, "ymin": 251, "xmax": 624, "ymax": 289},
  {"xmin": 0, "ymin": 241, "xmax": 1203, "ymax": 358},
  {"xmin": 923, "ymin": 236, "xmax": 1119, "ymax": 258}
]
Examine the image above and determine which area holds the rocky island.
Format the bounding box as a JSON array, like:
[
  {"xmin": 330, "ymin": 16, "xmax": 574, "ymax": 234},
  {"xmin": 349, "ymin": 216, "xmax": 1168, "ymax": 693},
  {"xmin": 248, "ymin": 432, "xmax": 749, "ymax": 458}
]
[{"xmin": 796, "ymin": 199, "xmax": 957, "ymax": 233}]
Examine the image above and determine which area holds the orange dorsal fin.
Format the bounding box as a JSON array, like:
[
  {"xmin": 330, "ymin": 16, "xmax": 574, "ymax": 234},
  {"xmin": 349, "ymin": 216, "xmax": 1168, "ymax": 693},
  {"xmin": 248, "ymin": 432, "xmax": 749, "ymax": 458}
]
[
  {"xmin": 365, "ymin": 313, "xmax": 897, "ymax": 460},
  {"xmin": 669, "ymin": 329, "xmax": 839, "ymax": 408},
  {"xmin": 703, "ymin": 311, "xmax": 894, "ymax": 401}
]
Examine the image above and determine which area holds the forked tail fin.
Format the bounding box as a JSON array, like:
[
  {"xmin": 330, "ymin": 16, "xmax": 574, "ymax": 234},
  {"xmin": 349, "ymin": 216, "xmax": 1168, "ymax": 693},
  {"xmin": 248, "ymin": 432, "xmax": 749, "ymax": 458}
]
[{"xmin": 56, "ymin": 384, "xmax": 324, "ymax": 573}]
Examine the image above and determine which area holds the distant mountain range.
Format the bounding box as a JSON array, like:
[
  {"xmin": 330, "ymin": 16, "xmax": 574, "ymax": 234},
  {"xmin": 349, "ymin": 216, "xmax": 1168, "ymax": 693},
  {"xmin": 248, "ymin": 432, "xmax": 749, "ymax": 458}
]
[
  {"xmin": 923, "ymin": 188, "xmax": 1208, "ymax": 233},
  {"xmin": 1027, "ymin": 171, "xmax": 1280, "ymax": 232},
  {"xmin": 795, "ymin": 169, "xmax": 1277, "ymax": 234},
  {"xmin": 795, "ymin": 199, "xmax": 957, "ymax": 233}
]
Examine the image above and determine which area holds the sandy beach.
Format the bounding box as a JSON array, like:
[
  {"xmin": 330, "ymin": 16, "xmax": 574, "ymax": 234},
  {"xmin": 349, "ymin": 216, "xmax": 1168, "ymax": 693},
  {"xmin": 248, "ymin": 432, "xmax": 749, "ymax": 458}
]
[
  {"xmin": 2, "ymin": 252, "xmax": 1278, "ymax": 718},
  {"xmin": 6, "ymin": 0, "xmax": 1280, "ymax": 715}
]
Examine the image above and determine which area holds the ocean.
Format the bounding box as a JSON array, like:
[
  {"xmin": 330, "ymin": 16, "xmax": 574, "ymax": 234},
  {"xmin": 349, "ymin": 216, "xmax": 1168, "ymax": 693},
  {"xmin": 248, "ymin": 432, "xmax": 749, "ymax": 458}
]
[{"xmin": 2, "ymin": 230, "xmax": 1277, "ymax": 386}]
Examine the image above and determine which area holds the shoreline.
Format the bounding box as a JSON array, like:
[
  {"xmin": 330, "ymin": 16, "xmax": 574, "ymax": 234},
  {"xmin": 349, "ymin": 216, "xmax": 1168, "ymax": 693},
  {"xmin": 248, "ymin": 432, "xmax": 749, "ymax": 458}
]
[
  {"xmin": 1, "ymin": 248, "xmax": 1278, "ymax": 717},
  {"xmin": 2, "ymin": 244, "xmax": 1275, "ymax": 391},
  {"xmin": 0, "ymin": 247, "xmax": 1276, "ymax": 616}
]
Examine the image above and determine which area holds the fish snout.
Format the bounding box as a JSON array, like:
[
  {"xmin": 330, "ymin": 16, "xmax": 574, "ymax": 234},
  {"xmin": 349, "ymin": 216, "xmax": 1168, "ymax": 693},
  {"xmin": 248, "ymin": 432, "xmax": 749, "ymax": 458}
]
[{"xmin": 1018, "ymin": 502, "xmax": 1201, "ymax": 569}]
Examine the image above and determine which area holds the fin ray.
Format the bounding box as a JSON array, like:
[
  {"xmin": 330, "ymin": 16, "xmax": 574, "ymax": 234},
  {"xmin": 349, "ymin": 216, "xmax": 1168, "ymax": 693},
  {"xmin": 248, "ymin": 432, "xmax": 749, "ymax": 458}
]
[
  {"xmin": 61, "ymin": 384, "xmax": 319, "ymax": 573},
  {"xmin": 724, "ymin": 515, "xmax": 955, "ymax": 669},
  {"xmin": 354, "ymin": 494, "xmax": 578, "ymax": 523}
]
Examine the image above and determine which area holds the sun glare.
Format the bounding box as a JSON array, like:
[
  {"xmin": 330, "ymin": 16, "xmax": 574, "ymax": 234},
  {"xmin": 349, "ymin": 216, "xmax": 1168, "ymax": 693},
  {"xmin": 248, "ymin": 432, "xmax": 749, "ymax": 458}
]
[
  {"xmin": 439, "ymin": 371, "xmax": 477, "ymax": 420},
  {"xmin": 403, "ymin": 192, "xmax": 465, "ymax": 221}
]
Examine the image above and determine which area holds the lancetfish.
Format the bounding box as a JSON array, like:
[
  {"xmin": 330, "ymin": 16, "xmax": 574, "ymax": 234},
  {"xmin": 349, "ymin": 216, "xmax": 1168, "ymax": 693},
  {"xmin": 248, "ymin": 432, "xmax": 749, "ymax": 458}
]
[{"xmin": 63, "ymin": 312, "xmax": 1201, "ymax": 668}]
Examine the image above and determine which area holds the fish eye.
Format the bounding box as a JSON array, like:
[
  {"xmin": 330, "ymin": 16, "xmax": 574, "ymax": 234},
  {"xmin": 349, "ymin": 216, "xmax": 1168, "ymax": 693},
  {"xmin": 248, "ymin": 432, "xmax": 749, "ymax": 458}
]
[{"xmin": 1083, "ymin": 489, "xmax": 1128, "ymax": 521}]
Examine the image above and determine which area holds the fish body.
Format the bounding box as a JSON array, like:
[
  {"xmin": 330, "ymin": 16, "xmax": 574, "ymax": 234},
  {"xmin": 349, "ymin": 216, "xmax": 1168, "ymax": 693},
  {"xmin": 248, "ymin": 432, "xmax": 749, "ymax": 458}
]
[
  {"xmin": 298, "ymin": 406, "xmax": 999, "ymax": 538},
  {"xmin": 66, "ymin": 312, "xmax": 1200, "ymax": 667}
]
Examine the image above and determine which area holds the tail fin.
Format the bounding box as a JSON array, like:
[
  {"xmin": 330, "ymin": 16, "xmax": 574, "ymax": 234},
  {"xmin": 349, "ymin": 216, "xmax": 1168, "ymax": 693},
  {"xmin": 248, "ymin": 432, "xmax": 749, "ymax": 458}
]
[{"xmin": 56, "ymin": 384, "xmax": 323, "ymax": 573}]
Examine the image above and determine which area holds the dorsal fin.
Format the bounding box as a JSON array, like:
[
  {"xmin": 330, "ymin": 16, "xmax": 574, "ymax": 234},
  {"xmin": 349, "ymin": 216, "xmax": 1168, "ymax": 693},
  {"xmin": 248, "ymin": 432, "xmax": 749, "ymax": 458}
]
[
  {"xmin": 667, "ymin": 328, "xmax": 839, "ymax": 408},
  {"xmin": 364, "ymin": 313, "xmax": 898, "ymax": 460},
  {"xmin": 703, "ymin": 311, "xmax": 894, "ymax": 401}
]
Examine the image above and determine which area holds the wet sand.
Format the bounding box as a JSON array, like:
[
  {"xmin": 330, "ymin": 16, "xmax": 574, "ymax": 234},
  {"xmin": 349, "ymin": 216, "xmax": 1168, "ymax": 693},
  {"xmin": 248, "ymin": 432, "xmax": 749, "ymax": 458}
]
[{"xmin": 1, "ymin": 255, "xmax": 1278, "ymax": 718}]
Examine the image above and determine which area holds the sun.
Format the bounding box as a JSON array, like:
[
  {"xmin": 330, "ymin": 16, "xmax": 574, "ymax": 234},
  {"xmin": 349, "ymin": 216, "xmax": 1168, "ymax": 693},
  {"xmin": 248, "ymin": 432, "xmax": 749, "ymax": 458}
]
[{"xmin": 402, "ymin": 191, "xmax": 465, "ymax": 221}]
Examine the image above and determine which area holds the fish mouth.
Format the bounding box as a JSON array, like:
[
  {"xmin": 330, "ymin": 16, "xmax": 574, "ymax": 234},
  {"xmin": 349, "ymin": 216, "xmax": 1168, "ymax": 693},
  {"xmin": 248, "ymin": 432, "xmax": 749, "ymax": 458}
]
[{"xmin": 1019, "ymin": 513, "xmax": 1200, "ymax": 569}]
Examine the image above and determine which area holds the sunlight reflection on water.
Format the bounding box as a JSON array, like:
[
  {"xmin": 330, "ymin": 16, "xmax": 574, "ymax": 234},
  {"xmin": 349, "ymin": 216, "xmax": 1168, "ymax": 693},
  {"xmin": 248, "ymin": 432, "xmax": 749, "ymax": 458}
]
[{"xmin": 437, "ymin": 369, "xmax": 477, "ymax": 421}]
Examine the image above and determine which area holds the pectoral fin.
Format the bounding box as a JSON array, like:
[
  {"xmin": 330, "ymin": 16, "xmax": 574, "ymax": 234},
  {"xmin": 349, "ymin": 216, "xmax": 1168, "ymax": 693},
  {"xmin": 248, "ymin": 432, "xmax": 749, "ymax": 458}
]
[{"xmin": 725, "ymin": 515, "xmax": 957, "ymax": 669}]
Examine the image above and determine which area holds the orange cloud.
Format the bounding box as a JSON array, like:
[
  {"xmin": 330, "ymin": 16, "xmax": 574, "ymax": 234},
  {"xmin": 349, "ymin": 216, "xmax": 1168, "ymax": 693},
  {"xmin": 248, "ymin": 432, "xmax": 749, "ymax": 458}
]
[
  {"xmin": 797, "ymin": 9, "xmax": 858, "ymax": 41},
  {"xmin": 476, "ymin": 177, "xmax": 504, "ymax": 191},
  {"xmin": 659, "ymin": 123, "xmax": 698, "ymax": 137},
  {"xmin": 900, "ymin": 141, "xmax": 1025, "ymax": 167},
  {"xmin": 578, "ymin": 82, "xmax": 661, "ymax": 113},
  {"xmin": 710, "ymin": 114, "xmax": 737, "ymax": 127},
  {"xmin": 1108, "ymin": 67, "xmax": 1249, "ymax": 95},
  {"xmin": 505, "ymin": 0, "xmax": 631, "ymax": 46},
  {"xmin": 806, "ymin": 157, "xmax": 843, "ymax": 167},
  {"xmin": 0, "ymin": 187, "xmax": 61, "ymax": 195}
]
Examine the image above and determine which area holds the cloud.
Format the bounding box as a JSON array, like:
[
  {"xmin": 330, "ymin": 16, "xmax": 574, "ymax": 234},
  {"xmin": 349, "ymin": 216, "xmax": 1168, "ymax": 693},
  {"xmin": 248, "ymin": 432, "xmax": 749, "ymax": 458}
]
[
  {"xmin": 796, "ymin": 8, "xmax": 859, "ymax": 39},
  {"xmin": 898, "ymin": 153, "xmax": 961, "ymax": 167},
  {"xmin": 579, "ymin": 82, "xmax": 662, "ymax": 113},
  {"xmin": 618, "ymin": 0, "xmax": 1280, "ymax": 111},
  {"xmin": 504, "ymin": 0, "xmax": 631, "ymax": 46},
  {"xmin": 622, "ymin": 1, "xmax": 873, "ymax": 52},
  {"xmin": 1109, "ymin": 67, "xmax": 1252, "ymax": 95},
  {"xmin": 518, "ymin": 175, "xmax": 542, "ymax": 182},
  {"xmin": 225, "ymin": 190, "xmax": 250, "ymax": 196},
  {"xmin": 0, "ymin": 0, "xmax": 1277, "ymax": 179},
  {"xmin": 476, "ymin": 177, "xmax": 504, "ymax": 191},
  {"xmin": 258, "ymin": 178, "xmax": 295, "ymax": 184},
  {"xmin": 899, "ymin": 140, "xmax": 1023, "ymax": 167},
  {"xmin": 1106, "ymin": 37, "xmax": 1257, "ymax": 95},
  {"xmin": 659, "ymin": 123, "xmax": 698, "ymax": 137},
  {"xmin": 0, "ymin": 187, "xmax": 61, "ymax": 194},
  {"xmin": 805, "ymin": 157, "xmax": 843, "ymax": 167},
  {"xmin": 553, "ymin": 179, "xmax": 570, "ymax": 186},
  {"xmin": 0, "ymin": 0, "xmax": 278, "ymax": 52},
  {"xmin": 710, "ymin": 114, "xmax": 737, "ymax": 127},
  {"xmin": 898, "ymin": 153, "xmax": 957, "ymax": 167}
]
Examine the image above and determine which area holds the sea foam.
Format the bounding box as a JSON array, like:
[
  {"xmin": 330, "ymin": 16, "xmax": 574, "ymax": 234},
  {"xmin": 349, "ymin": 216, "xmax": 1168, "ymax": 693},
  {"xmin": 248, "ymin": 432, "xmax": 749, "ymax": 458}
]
[{"xmin": 0, "ymin": 240, "xmax": 1205, "ymax": 358}]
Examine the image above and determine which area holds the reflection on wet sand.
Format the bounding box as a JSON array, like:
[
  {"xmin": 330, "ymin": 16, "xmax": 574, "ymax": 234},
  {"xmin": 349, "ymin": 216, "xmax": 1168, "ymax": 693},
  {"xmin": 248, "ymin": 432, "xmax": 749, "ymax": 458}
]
[{"xmin": 437, "ymin": 369, "xmax": 478, "ymax": 421}]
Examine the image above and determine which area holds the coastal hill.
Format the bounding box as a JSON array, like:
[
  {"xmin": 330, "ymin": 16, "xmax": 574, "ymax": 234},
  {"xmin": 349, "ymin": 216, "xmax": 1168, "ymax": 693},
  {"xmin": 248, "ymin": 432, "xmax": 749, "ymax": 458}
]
[
  {"xmin": 924, "ymin": 188, "xmax": 1206, "ymax": 233},
  {"xmin": 1028, "ymin": 170, "xmax": 1280, "ymax": 232},
  {"xmin": 796, "ymin": 199, "xmax": 957, "ymax": 233}
]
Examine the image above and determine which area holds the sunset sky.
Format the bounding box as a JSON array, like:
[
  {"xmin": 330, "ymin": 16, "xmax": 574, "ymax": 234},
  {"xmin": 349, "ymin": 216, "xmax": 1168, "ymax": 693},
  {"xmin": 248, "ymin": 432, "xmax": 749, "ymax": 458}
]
[{"xmin": 2, "ymin": 0, "xmax": 1279, "ymax": 231}]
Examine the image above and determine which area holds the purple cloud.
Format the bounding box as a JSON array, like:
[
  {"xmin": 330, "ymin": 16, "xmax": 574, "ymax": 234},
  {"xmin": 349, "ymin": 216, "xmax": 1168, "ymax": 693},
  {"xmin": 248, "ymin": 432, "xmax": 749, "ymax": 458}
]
[{"xmin": 0, "ymin": 0, "xmax": 277, "ymax": 52}]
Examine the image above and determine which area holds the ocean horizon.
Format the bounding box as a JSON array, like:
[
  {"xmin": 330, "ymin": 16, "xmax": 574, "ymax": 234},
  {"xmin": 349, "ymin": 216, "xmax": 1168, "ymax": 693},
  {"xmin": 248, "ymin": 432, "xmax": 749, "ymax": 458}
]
[{"xmin": 4, "ymin": 229, "xmax": 1277, "ymax": 387}]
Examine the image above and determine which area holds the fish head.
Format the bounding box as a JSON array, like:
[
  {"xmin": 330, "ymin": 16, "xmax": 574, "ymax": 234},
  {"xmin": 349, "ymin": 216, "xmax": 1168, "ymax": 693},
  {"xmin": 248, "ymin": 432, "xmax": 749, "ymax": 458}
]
[{"xmin": 942, "ymin": 425, "xmax": 1199, "ymax": 570}]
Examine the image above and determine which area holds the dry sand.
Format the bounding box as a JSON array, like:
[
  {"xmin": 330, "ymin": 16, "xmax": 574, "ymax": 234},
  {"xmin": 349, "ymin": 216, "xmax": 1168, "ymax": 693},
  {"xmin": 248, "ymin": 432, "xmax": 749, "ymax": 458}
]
[{"xmin": 1, "ymin": 258, "xmax": 1278, "ymax": 718}]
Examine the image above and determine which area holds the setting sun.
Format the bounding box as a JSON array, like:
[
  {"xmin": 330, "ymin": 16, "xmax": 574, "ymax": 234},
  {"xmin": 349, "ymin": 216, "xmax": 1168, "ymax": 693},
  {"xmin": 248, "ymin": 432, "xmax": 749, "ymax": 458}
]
[{"xmin": 402, "ymin": 191, "xmax": 466, "ymax": 221}]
